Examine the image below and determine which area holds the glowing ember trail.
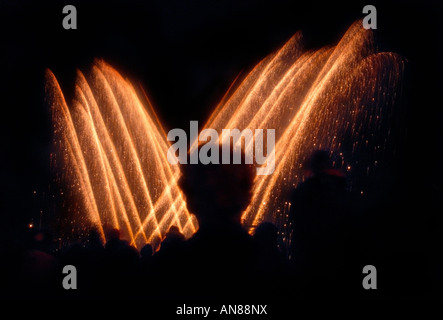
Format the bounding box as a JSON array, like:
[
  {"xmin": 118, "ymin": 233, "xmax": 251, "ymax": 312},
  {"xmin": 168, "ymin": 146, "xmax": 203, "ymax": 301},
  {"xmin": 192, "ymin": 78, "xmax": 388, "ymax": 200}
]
[
  {"xmin": 203, "ymin": 21, "xmax": 404, "ymax": 235},
  {"xmin": 47, "ymin": 61, "xmax": 198, "ymax": 249},
  {"xmin": 47, "ymin": 21, "xmax": 404, "ymax": 248}
]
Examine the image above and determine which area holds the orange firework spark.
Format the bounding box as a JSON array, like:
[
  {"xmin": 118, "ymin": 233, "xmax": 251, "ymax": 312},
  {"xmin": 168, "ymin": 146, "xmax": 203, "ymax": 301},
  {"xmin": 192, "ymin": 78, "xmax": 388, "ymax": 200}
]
[{"xmin": 47, "ymin": 21, "xmax": 404, "ymax": 249}]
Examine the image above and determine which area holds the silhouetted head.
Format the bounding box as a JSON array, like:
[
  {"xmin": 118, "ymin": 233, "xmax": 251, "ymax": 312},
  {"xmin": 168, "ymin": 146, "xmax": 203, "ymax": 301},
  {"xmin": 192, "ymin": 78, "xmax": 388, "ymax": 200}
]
[
  {"xmin": 166, "ymin": 225, "xmax": 180, "ymax": 236},
  {"xmin": 151, "ymin": 236, "xmax": 162, "ymax": 253},
  {"xmin": 159, "ymin": 225, "xmax": 185, "ymax": 253},
  {"xmin": 179, "ymin": 142, "xmax": 255, "ymax": 228},
  {"xmin": 307, "ymin": 150, "xmax": 332, "ymax": 176},
  {"xmin": 254, "ymin": 222, "xmax": 279, "ymax": 247},
  {"xmin": 140, "ymin": 244, "xmax": 153, "ymax": 258},
  {"xmin": 88, "ymin": 227, "xmax": 103, "ymax": 246},
  {"xmin": 107, "ymin": 228, "xmax": 121, "ymax": 241}
]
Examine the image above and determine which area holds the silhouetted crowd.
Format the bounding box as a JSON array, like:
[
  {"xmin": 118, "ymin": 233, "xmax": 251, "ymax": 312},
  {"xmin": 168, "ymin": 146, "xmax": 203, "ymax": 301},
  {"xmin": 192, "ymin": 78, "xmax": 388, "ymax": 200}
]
[{"xmin": 0, "ymin": 149, "xmax": 401, "ymax": 299}]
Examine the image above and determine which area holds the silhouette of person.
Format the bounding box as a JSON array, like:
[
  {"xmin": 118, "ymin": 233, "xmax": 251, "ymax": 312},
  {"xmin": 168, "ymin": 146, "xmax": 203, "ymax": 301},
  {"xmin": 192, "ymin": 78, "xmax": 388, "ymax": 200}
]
[
  {"xmin": 20, "ymin": 230, "xmax": 59, "ymax": 298},
  {"xmin": 160, "ymin": 225, "xmax": 185, "ymax": 253},
  {"xmin": 104, "ymin": 228, "xmax": 127, "ymax": 253},
  {"xmin": 254, "ymin": 222, "xmax": 285, "ymax": 273},
  {"xmin": 102, "ymin": 228, "xmax": 139, "ymax": 297},
  {"xmin": 253, "ymin": 221, "xmax": 288, "ymax": 298},
  {"xmin": 289, "ymin": 150, "xmax": 350, "ymax": 296},
  {"xmin": 140, "ymin": 243, "xmax": 153, "ymax": 268},
  {"xmin": 80, "ymin": 227, "xmax": 106, "ymax": 297},
  {"xmin": 141, "ymin": 243, "xmax": 153, "ymax": 259},
  {"xmin": 86, "ymin": 227, "xmax": 104, "ymax": 252},
  {"xmin": 176, "ymin": 142, "xmax": 257, "ymax": 299},
  {"xmin": 149, "ymin": 225, "xmax": 186, "ymax": 298}
]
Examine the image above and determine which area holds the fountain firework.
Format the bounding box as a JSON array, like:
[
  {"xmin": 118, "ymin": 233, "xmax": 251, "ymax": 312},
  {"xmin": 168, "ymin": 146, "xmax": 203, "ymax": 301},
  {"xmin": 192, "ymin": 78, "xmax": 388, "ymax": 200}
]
[
  {"xmin": 47, "ymin": 62, "xmax": 198, "ymax": 248},
  {"xmin": 47, "ymin": 21, "xmax": 404, "ymax": 248}
]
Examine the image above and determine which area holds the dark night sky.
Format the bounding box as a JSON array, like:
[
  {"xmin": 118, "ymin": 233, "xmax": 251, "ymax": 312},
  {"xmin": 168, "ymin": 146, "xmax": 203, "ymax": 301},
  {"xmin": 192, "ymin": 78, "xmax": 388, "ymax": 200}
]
[{"xmin": 0, "ymin": 0, "xmax": 441, "ymax": 286}]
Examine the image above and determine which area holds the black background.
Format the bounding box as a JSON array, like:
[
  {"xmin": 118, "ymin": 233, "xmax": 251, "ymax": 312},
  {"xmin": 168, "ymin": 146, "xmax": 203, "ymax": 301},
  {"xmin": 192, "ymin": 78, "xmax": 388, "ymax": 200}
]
[{"xmin": 0, "ymin": 0, "xmax": 442, "ymax": 299}]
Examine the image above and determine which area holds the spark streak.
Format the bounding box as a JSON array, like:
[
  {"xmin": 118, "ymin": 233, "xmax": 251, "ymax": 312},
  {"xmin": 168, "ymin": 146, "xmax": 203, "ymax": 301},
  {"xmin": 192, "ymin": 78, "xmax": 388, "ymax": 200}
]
[{"xmin": 48, "ymin": 21, "xmax": 404, "ymax": 248}]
